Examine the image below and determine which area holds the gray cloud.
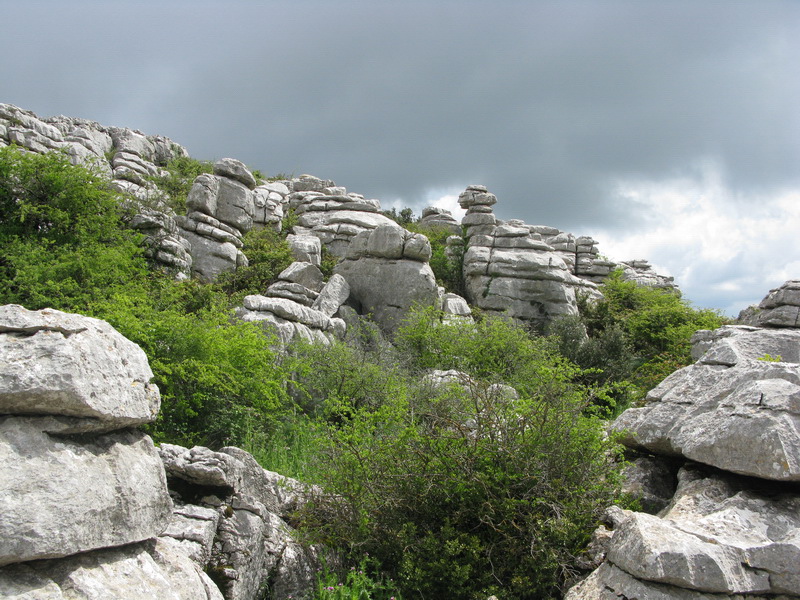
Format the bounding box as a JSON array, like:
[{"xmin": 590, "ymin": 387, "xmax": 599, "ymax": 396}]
[{"xmin": 2, "ymin": 0, "xmax": 799, "ymax": 310}]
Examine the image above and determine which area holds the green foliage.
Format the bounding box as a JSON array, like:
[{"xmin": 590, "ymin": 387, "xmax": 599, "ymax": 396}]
[
  {"xmin": 758, "ymin": 353, "xmax": 783, "ymax": 362},
  {"xmin": 314, "ymin": 555, "xmax": 403, "ymax": 600},
  {"xmin": 300, "ymin": 308, "xmax": 625, "ymax": 599},
  {"xmin": 0, "ymin": 146, "xmax": 147, "ymax": 312},
  {"xmin": 0, "ymin": 147, "xmax": 291, "ymax": 448},
  {"xmin": 216, "ymin": 226, "xmax": 294, "ymax": 299},
  {"xmin": 550, "ymin": 270, "xmax": 727, "ymax": 404},
  {"xmin": 148, "ymin": 155, "xmax": 213, "ymax": 213},
  {"xmin": 381, "ymin": 207, "xmax": 416, "ymax": 226}
]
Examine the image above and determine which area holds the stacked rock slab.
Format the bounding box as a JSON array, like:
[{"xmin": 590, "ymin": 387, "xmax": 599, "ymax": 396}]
[
  {"xmin": 288, "ymin": 175, "xmax": 400, "ymax": 257},
  {"xmin": 176, "ymin": 159, "xmax": 257, "ymax": 281},
  {"xmin": 158, "ymin": 444, "xmax": 329, "ymax": 600},
  {"xmin": 334, "ymin": 224, "xmax": 439, "ymax": 335},
  {"xmin": 738, "ymin": 280, "xmax": 800, "ymax": 328},
  {"xmin": 0, "ymin": 304, "xmax": 222, "ymax": 600},
  {"xmin": 418, "ymin": 206, "xmax": 462, "ymax": 235},
  {"xmin": 0, "ymin": 103, "xmax": 193, "ymax": 278},
  {"xmin": 566, "ymin": 281, "xmax": 800, "ymax": 599},
  {"xmin": 235, "ymin": 261, "xmax": 349, "ymax": 345},
  {"xmin": 458, "ymin": 185, "xmax": 599, "ymax": 326}
]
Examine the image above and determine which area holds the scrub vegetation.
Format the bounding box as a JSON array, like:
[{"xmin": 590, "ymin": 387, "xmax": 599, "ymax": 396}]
[{"xmin": 0, "ymin": 146, "xmax": 726, "ymax": 599}]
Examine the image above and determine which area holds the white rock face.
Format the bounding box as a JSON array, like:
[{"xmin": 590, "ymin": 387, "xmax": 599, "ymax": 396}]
[
  {"xmin": 612, "ymin": 325, "xmax": 800, "ymax": 481},
  {"xmin": 0, "ymin": 415, "xmax": 172, "ymax": 566},
  {"xmin": 0, "ymin": 539, "xmax": 223, "ymax": 600},
  {"xmin": 739, "ymin": 280, "xmax": 800, "ymax": 328},
  {"xmin": 335, "ymin": 226, "xmax": 439, "ymax": 335},
  {"xmin": 0, "ymin": 305, "xmax": 160, "ymax": 430}
]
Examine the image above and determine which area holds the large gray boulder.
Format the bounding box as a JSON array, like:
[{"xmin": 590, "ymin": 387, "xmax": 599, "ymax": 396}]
[
  {"xmin": 569, "ymin": 467, "xmax": 800, "ymax": 598},
  {"xmin": 0, "ymin": 305, "xmax": 160, "ymax": 431},
  {"xmin": 612, "ymin": 325, "xmax": 800, "ymax": 481},
  {"xmin": 0, "ymin": 539, "xmax": 223, "ymax": 600},
  {"xmin": 739, "ymin": 280, "xmax": 800, "ymax": 328},
  {"xmin": 0, "ymin": 416, "xmax": 171, "ymax": 566},
  {"xmin": 335, "ymin": 226, "xmax": 439, "ymax": 335}
]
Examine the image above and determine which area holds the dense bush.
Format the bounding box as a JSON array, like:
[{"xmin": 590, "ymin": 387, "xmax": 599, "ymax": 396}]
[
  {"xmin": 550, "ymin": 270, "xmax": 727, "ymax": 403},
  {"xmin": 299, "ymin": 309, "xmax": 625, "ymax": 599},
  {"xmin": 216, "ymin": 226, "xmax": 294, "ymax": 299},
  {"xmin": 148, "ymin": 155, "xmax": 213, "ymax": 212}
]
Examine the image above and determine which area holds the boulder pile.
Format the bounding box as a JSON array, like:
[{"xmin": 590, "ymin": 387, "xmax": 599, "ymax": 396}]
[
  {"xmin": 236, "ymin": 261, "xmax": 349, "ymax": 345},
  {"xmin": 0, "ymin": 304, "xmax": 326, "ymax": 600},
  {"xmin": 566, "ymin": 281, "xmax": 800, "ymax": 599}
]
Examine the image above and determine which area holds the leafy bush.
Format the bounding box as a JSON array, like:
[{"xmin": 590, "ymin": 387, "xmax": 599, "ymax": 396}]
[
  {"xmin": 148, "ymin": 155, "xmax": 213, "ymax": 213},
  {"xmin": 216, "ymin": 226, "xmax": 294, "ymax": 299},
  {"xmin": 550, "ymin": 270, "xmax": 727, "ymax": 403},
  {"xmin": 300, "ymin": 308, "xmax": 625, "ymax": 599}
]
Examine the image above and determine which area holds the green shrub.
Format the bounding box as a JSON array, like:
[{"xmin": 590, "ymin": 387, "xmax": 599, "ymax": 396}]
[
  {"xmin": 148, "ymin": 155, "xmax": 213, "ymax": 213},
  {"xmin": 301, "ymin": 308, "xmax": 625, "ymax": 599},
  {"xmin": 216, "ymin": 226, "xmax": 294, "ymax": 299}
]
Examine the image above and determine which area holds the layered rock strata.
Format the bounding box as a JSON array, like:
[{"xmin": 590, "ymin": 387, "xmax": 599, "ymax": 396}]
[
  {"xmin": 0, "ymin": 304, "xmax": 221, "ymax": 599},
  {"xmin": 334, "ymin": 224, "xmax": 439, "ymax": 335},
  {"xmin": 458, "ymin": 185, "xmax": 599, "ymax": 326},
  {"xmin": 566, "ymin": 281, "xmax": 800, "ymax": 600},
  {"xmin": 235, "ymin": 261, "xmax": 349, "ymax": 345},
  {"xmin": 739, "ymin": 280, "xmax": 800, "ymax": 328}
]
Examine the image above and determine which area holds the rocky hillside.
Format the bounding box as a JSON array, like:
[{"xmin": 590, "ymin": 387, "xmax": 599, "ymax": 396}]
[
  {"xmin": 0, "ymin": 102, "xmax": 675, "ymax": 335},
  {"xmin": 565, "ymin": 279, "xmax": 800, "ymax": 599}
]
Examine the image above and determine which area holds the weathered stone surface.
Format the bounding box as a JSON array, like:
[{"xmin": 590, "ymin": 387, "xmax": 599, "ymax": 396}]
[
  {"xmin": 0, "ymin": 305, "xmax": 160, "ymax": 429},
  {"xmin": 286, "ymin": 232, "xmax": 322, "ymax": 266},
  {"xmin": 159, "ymin": 444, "xmax": 244, "ymax": 489},
  {"xmin": 278, "ymin": 261, "xmax": 324, "ymax": 292},
  {"xmin": 179, "ymin": 227, "xmax": 240, "ymax": 281},
  {"xmin": 312, "ymin": 274, "xmax": 351, "ymax": 317},
  {"xmin": 335, "ymin": 256, "xmax": 438, "ymax": 336},
  {"xmin": 214, "ymin": 158, "xmax": 256, "ymax": 190},
  {"xmin": 243, "ymin": 296, "xmax": 332, "ymax": 330},
  {"xmin": 0, "ymin": 539, "xmax": 223, "ymax": 600},
  {"xmin": 564, "ymin": 562, "xmax": 783, "ymax": 600},
  {"xmin": 160, "ymin": 503, "xmax": 220, "ymax": 565},
  {"xmin": 0, "ymin": 416, "xmax": 171, "ymax": 566},
  {"xmin": 419, "ymin": 206, "xmax": 462, "ymax": 234},
  {"xmin": 215, "ymin": 177, "xmax": 254, "ymax": 233},
  {"xmin": 612, "ymin": 325, "xmax": 800, "ymax": 481},
  {"xmin": 186, "ymin": 173, "xmax": 220, "ymax": 216},
  {"xmin": 739, "ymin": 280, "xmax": 800, "ymax": 328}
]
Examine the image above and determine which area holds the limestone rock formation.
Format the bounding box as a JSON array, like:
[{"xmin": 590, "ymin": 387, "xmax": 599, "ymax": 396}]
[
  {"xmin": 288, "ymin": 175, "xmax": 400, "ymax": 257},
  {"xmin": 457, "ymin": 186, "xmax": 598, "ymax": 326},
  {"xmin": 739, "ymin": 280, "xmax": 800, "ymax": 328},
  {"xmin": 175, "ymin": 159, "xmax": 257, "ymax": 280},
  {"xmin": 566, "ymin": 280, "xmax": 800, "ymax": 600},
  {"xmin": 0, "ymin": 103, "xmax": 193, "ymax": 278},
  {"xmin": 159, "ymin": 444, "xmax": 328, "ymax": 600},
  {"xmin": 0, "ymin": 304, "xmax": 220, "ymax": 599},
  {"xmin": 235, "ymin": 261, "xmax": 348, "ymax": 345},
  {"xmin": 612, "ymin": 325, "xmax": 800, "ymax": 481},
  {"xmin": 418, "ymin": 206, "xmax": 462, "ymax": 234},
  {"xmin": 0, "ymin": 304, "xmax": 160, "ymax": 430},
  {"xmin": 334, "ymin": 225, "xmax": 439, "ymax": 335}
]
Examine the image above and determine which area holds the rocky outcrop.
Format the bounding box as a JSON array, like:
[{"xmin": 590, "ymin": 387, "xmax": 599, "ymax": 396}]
[
  {"xmin": 739, "ymin": 280, "xmax": 800, "ymax": 328},
  {"xmin": 175, "ymin": 159, "xmax": 257, "ymax": 281},
  {"xmin": 0, "ymin": 304, "xmax": 221, "ymax": 599},
  {"xmin": 159, "ymin": 444, "xmax": 328, "ymax": 600},
  {"xmin": 235, "ymin": 261, "xmax": 349, "ymax": 345},
  {"xmin": 458, "ymin": 185, "xmax": 599, "ymax": 326},
  {"xmin": 288, "ymin": 175, "xmax": 400, "ymax": 257},
  {"xmin": 0, "ymin": 304, "xmax": 329, "ymax": 600},
  {"xmin": 418, "ymin": 206, "xmax": 462, "ymax": 234},
  {"xmin": 567, "ymin": 280, "xmax": 800, "ymax": 600},
  {"xmin": 334, "ymin": 224, "xmax": 439, "ymax": 335}
]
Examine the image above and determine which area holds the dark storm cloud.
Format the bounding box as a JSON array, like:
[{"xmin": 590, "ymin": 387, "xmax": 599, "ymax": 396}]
[{"xmin": 2, "ymin": 0, "xmax": 799, "ymax": 309}]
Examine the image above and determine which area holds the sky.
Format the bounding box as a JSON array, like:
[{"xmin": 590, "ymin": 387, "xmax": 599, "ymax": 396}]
[{"xmin": 2, "ymin": 0, "xmax": 798, "ymax": 315}]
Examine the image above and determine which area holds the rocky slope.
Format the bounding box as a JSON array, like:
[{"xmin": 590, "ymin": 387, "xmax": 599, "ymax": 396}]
[
  {"xmin": 566, "ymin": 280, "xmax": 800, "ymax": 599},
  {"xmin": 0, "ymin": 305, "xmax": 325, "ymax": 600},
  {"xmin": 0, "ymin": 103, "xmax": 675, "ymax": 337}
]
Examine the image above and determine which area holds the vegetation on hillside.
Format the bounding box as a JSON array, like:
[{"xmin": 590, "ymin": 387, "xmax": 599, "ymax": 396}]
[{"xmin": 0, "ymin": 146, "xmax": 726, "ymax": 599}]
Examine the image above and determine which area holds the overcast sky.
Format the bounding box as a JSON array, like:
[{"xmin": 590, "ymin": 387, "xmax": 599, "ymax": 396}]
[{"xmin": 2, "ymin": 0, "xmax": 798, "ymax": 315}]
